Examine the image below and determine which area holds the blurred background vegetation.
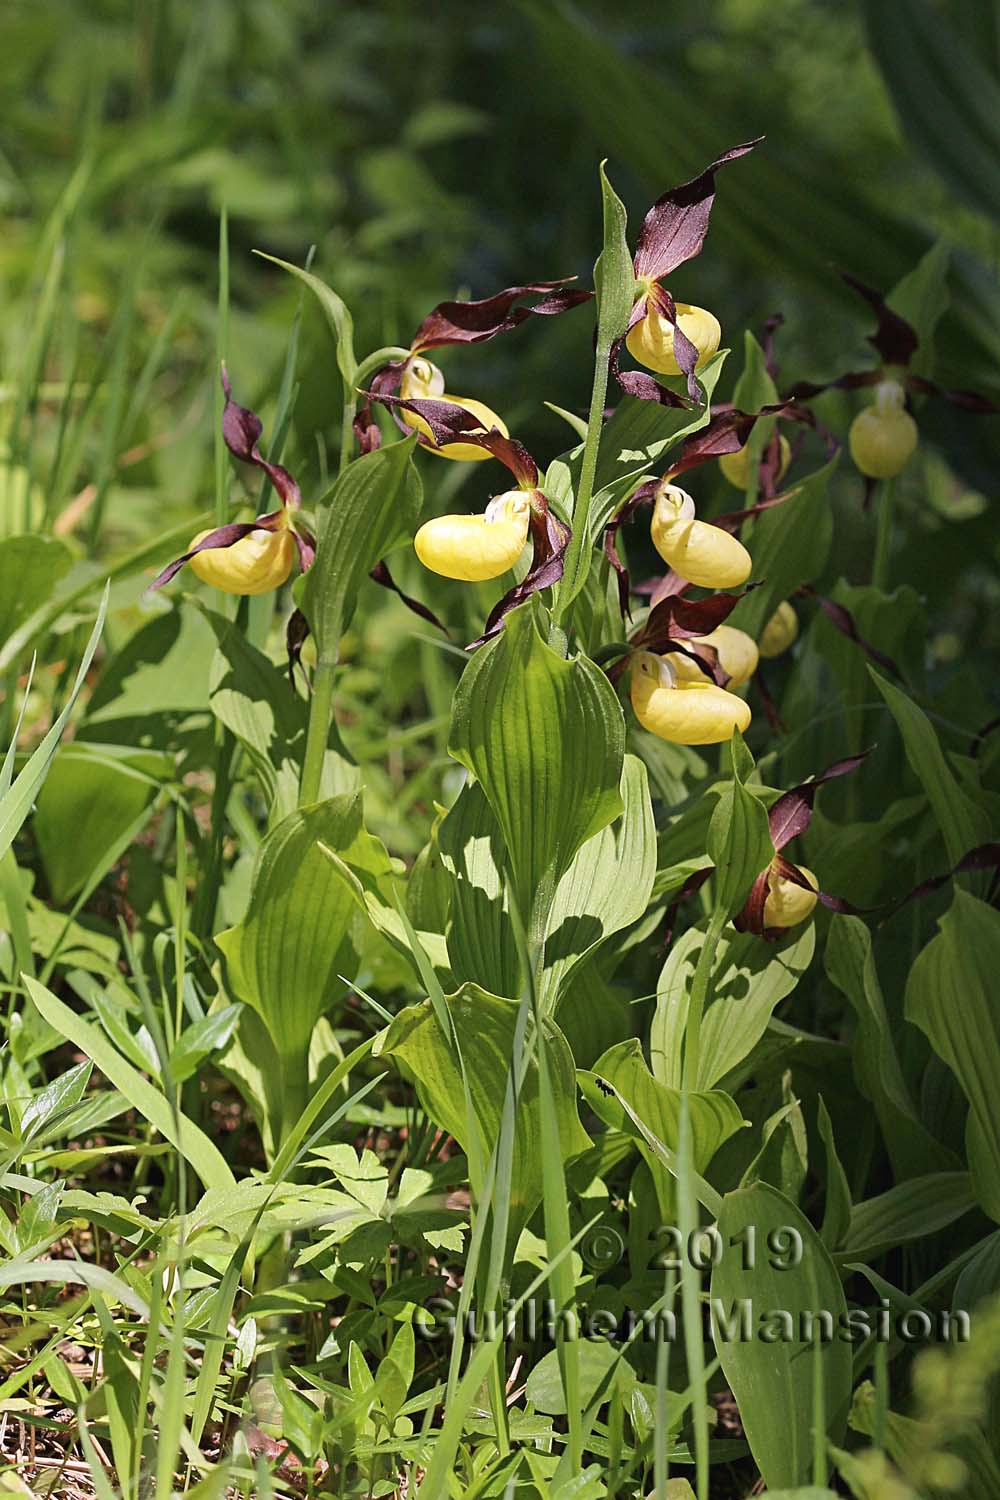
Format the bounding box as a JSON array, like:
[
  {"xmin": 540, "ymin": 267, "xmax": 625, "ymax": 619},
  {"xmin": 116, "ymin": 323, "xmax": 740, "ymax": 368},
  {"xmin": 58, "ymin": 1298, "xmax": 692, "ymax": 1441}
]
[{"xmin": 1, "ymin": 0, "xmax": 997, "ymax": 721}]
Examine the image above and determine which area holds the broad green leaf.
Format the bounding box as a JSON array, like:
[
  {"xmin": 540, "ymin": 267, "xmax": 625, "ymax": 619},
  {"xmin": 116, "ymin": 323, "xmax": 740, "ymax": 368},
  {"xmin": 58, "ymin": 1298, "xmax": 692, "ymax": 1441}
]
[
  {"xmin": 816, "ymin": 1097, "xmax": 852, "ymax": 1252},
  {"xmin": 711, "ymin": 1182, "xmax": 852, "ymax": 1491},
  {"xmin": 593, "ymin": 162, "xmax": 633, "ymax": 350},
  {"xmin": 706, "ymin": 745, "xmax": 774, "ymax": 918},
  {"xmin": 254, "ymin": 252, "xmax": 357, "ymax": 384},
  {"xmin": 24, "ymin": 977, "xmax": 233, "ymax": 1191},
  {"xmin": 437, "ymin": 779, "xmax": 519, "ymax": 1000},
  {"xmin": 80, "ymin": 604, "xmax": 216, "ymax": 749},
  {"xmin": 888, "ymin": 239, "xmax": 950, "ymax": 379},
  {"xmin": 526, "ymin": 1340, "xmax": 634, "ymax": 1415},
  {"xmin": 905, "ymin": 892, "xmax": 1000, "ymax": 1222},
  {"xmin": 217, "ymin": 794, "xmax": 393, "ymax": 1064},
  {"xmin": 652, "ymin": 922, "xmax": 815, "ymax": 1091},
  {"xmin": 449, "ymin": 605, "xmax": 624, "ymax": 935},
  {"xmin": 582, "ymin": 1039, "xmax": 745, "ymax": 1218},
  {"xmin": 842, "ymin": 1172, "xmax": 976, "ymax": 1260},
  {"xmin": 33, "ymin": 745, "xmax": 164, "ymax": 904},
  {"xmin": 0, "ymin": 534, "xmax": 74, "ymax": 646},
  {"xmin": 0, "ymin": 588, "xmax": 107, "ymax": 868},
  {"xmin": 870, "ymin": 668, "xmax": 990, "ymax": 864},
  {"xmin": 301, "ymin": 438, "xmax": 422, "ymax": 664},
  {"xmin": 199, "ymin": 602, "xmax": 358, "ymax": 819},
  {"xmin": 825, "ymin": 916, "xmax": 957, "ymax": 1179},
  {"xmin": 863, "ymin": 0, "xmax": 1000, "ymax": 223},
  {"xmin": 540, "ymin": 753, "xmax": 656, "ymax": 1013},
  {"xmin": 378, "ymin": 985, "xmax": 590, "ymax": 1248},
  {"xmin": 728, "ymin": 459, "xmax": 837, "ymax": 639}
]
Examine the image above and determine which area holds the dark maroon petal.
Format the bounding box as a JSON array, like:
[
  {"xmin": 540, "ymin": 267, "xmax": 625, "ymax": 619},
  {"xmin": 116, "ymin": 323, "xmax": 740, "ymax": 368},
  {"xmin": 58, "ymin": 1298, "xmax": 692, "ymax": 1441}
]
[
  {"xmin": 294, "ymin": 525, "xmax": 316, "ymax": 573},
  {"xmin": 970, "ymin": 715, "xmax": 1000, "ymax": 758},
  {"xmin": 841, "ymin": 272, "xmax": 918, "ymax": 368},
  {"xmin": 286, "ymin": 607, "xmax": 310, "ymax": 686},
  {"xmin": 905, "ymin": 373, "xmax": 1000, "ymax": 414},
  {"xmin": 799, "ymin": 587, "xmax": 904, "ymax": 679},
  {"xmin": 753, "ymin": 664, "xmax": 786, "ymax": 735},
  {"xmin": 609, "ymin": 334, "xmax": 693, "ymax": 409},
  {"xmin": 733, "ymin": 868, "xmax": 770, "ymax": 935},
  {"xmin": 411, "ymin": 280, "xmax": 591, "ymax": 352},
  {"xmin": 632, "ymin": 139, "xmax": 762, "ymax": 281},
  {"xmin": 146, "ymin": 521, "xmax": 261, "ymax": 591},
  {"xmin": 661, "ymin": 865, "xmax": 713, "ymax": 949},
  {"xmin": 668, "ymin": 402, "xmax": 797, "ymax": 481},
  {"xmin": 761, "ymin": 313, "xmax": 784, "ymax": 382},
  {"xmin": 369, "ymin": 559, "xmax": 449, "ymax": 636},
  {"xmin": 468, "ymin": 506, "xmax": 571, "ymax": 649},
  {"xmin": 712, "ymin": 485, "xmax": 799, "ymax": 534},
  {"xmin": 767, "ymin": 750, "xmax": 872, "ymax": 851},
  {"xmin": 638, "ymin": 589, "xmax": 748, "ymax": 645},
  {"xmin": 783, "ymin": 370, "xmax": 878, "ymax": 402},
  {"xmin": 885, "ymin": 842, "xmax": 1000, "ymax": 918},
  {"xmin": 220, "ymin": 366, "xmax": 301, "ymax": 509},
  {"xmin": 369, "ymin": 392, "xmax": 539, "ymax": 484}
]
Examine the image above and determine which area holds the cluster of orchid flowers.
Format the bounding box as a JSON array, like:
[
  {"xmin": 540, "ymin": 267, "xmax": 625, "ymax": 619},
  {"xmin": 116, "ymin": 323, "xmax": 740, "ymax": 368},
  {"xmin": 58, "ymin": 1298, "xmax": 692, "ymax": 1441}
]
[{"xmin": 148, "ymin": 141, "xmax": 996, "ymax": 932}]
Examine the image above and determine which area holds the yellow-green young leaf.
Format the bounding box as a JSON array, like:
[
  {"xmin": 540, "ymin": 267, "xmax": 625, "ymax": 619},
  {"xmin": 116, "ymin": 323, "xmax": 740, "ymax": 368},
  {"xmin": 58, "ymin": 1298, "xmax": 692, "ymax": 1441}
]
[
  {"xmin": 581, "ymin": 1039, "xmax": 745, "ymax": 1219},
  {"xmin": 377, "ymin": 985, "xmax": 590, "ymax": 1250},
  {"xmin": 905, "ymin": 892, "xmax": 1000, "ymax": 1223},
  {"xmin": 728, "ymin": 459, "xmax": 837, "ymax": 638},
  {"xmin": 711, "ymin": 1182, "xmax": 852, "ymax": 1491},
  {"xmin": 652, "ymin": 922, "xmax": 815, "ymax": 1091},
  {"xmin": 539, "ymin": 753, "xmax": 656, "ymax": 1014},
  {"xmin": 706, "ymin": 746, "xmax": 774, "ymax": 918},
  {"xmin": 449, "ymin": 605, "xmax": 625, "ymax": 935},
  {"xmin": 301, "ymin": 438, "xmax": 422, "ymax": 664},
  {"xmin": 870, "ymin": 669, "xmax": 990, "ymax": 865},
  {"xmin": 825, "ymin": 914, "xmax": 958, "ymax": 1179},
  {"xmin": 217, "ymin": 794, "xmax": 395, "ymax": 1063}
]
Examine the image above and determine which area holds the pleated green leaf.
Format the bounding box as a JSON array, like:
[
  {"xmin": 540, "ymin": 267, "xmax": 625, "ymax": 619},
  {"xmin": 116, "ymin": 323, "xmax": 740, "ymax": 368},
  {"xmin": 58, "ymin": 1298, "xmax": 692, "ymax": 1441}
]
[
  {"xmin": 216, "ymin": 794, "xmax": 394, "ymax": 1063},
  {"xmin": 706, "ymin": 745, "xmax": 774, "ymax": 918},
  {"xmin": 378, "ymin": 985, "xmax": 590, "ymax": 1248},
  {"xmin": 449, "ymin": 604, "xmax": 625, "ymax": 934},
  {"xmin": 301, "ymin": 438, "xmax": 422, "ymax": 664},
  {"xmin": 905, "ymin": 892, "xmax": 1000, "ymax": 1222},
  {"xmin": 711, "ymin": 1182, "xmax": 852, "ymax": 1491},
  {"xmin": 437, "ymin": 779, "xmax": 519, "ymax": 1000},
  {"xmin": 652, "ymin": 923, "xmax": 815, "ymax": 1091},
  {"xmin": 842, "ymin": 1171, "xmax": 975, "ymax": 1259}
]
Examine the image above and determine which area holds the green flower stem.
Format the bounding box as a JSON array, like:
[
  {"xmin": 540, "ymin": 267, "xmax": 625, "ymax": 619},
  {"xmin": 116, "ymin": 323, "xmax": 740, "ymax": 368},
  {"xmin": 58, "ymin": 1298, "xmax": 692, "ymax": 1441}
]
[
  {"xmin": 682, "ymin": 904, "xmax": 728, "ymax": 1093},
  {"xmin": 298, "ymin": 656, "xmax": 336, "ymax": 807},
  {"xmin": 338, "ymin": 345, "xmax": 410, "ymax": 475},
  {"xmin": 872, "ymin": 477, "xmax": 895, "ymax": 592}
]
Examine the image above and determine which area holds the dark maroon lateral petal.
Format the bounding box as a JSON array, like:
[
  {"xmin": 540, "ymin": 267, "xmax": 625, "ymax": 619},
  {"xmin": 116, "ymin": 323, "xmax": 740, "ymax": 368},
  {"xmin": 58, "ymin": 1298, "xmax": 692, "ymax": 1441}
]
[
  {"xmin": 468, "ymin": 507, "xmax": 571, "ymax": 649},
  {"xmin": 609, "ymin": 335, "xmax": 693, "ymax": 409},
  {"xmin": 884, "ymin": 842, "xmax": 1000, "ymax": 919},
  {"xmin": 369, "ymin": 560, "xmax": 449, "ymax": 636},
  {"xmin": 712, "ymin": 486, "xmax": 799, "ymax": 534},
  {"xmin": 632, "ymin": 138, "xmax": 763, "ymax": 281},
  {"xmin": 667, "ymin": 403, "xmax": 793, "ymax": 480},
  {"xmin": 754, "ymin": 665, "xmax": 786, "ymax": 735},
  {"xmin": 783, "ymin": 370, "xmax": 878, "ymax": 402},
  {"xmin": 970, "ymin": 716, "xmax": 1000, "ymax": 758},
  {"xmin": 146, "ymin": 521, "xmax": 261, "ymax": 592},
  {"xmin": 799, "ymin": 586, "xmax": 904, "ymax": 679},
  {"xmin": 354, "ymin": 361, "xmax": 406, "ymax": 455},
  {"xmin": 293, "ymin": 525, "xmax": 316, "ymax": 574},
  {"xmin": 286, "ymin": 607, "xmax": 310, "ymax": 686},
  {"xmin": 841, "ymin": 272, "xmax": 918, "ymax": 369},
  {"xmin": 639, "ymin": 588, "xmax": 748, "ymax": 645},
  {"xmin": 905, "ymin": 374, "xmax": 1000, "ymax": 414},
  {"xmin": 410, "ymin": 280, "xmax": 591, "ymax": 352},
  {"xmin": 733, "ymin": 868, "xmax": 770, "ymax": 935},
  {"xmin": 661, "ymin": 865, "xmax": 713, "ymax": 950},
  {"xmin": 369, "ymin": 392, "xmax": 539, "ymax": 485},
  {"xmin": 220, "ymin": 366, "xmax": 301, "ymax": 509},
  {"xmin": 761, "ymin": 313, "xmax": 784, "ymax": 381},
  {"xmin": 767, "ymin": 749, "xmax": 873, "ymax": 851}
]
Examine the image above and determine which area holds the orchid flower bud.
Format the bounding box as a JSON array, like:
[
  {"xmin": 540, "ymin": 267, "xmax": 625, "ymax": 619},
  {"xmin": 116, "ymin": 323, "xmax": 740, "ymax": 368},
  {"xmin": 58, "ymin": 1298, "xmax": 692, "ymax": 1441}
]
[
  {"xmin": 650, "ymin": 483, "xmax": 752, "ymax": 588},
  {"xmin": 630, "ymin": 650, "xmax": 751, "ymax": 745},
  {"xmin": 400, "ymin": 359, "xmax": 509, "ymax": 462},
  {"xmin": 758, "ymin": 601, "xmax": 799, "ymax": 658},
  {"xmin": 672, "ymin": 624, "xmax": 759, "ymax": 687},
  {"xmin": 626, "ymin": 303, "xmax": 721, "ymax": 376},
  {"xmin": 414, "ymin": 491, "xmax": 531, "ymax": 581},
  {"xmin": 848, "ymin": 379, "xmax": 918, "ymax": 478},
  {"xmin": 763, "ymin": 863, "xmax": 819, "ymax": 928},
  {"xmin": 188, "ymin": 519, "xmax": 296, "ymax": 596},
  {"xmin": 719, "ymin": 434, "xmax": 791, "ymax": 489}
]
